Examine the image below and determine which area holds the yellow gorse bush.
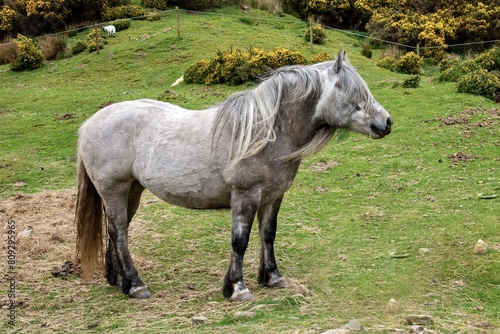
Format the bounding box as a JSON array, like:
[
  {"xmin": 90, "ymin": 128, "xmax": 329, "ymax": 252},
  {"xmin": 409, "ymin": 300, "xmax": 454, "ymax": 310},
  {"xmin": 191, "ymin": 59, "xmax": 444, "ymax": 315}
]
[{"xmin": 184, "ymin": 47, "xmax": 307, "ymax": 85}]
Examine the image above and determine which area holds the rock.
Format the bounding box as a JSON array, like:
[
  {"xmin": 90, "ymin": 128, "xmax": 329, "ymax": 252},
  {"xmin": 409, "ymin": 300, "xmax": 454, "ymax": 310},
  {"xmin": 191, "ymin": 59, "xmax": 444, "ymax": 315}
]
[
  {"xmin": 473, "ymin": 239, "xmax": 489, "ymax": 254},
  {"xmin": 342, "ymin": 320, "xmax": 365, "ymax": 331},
  {"xmin": 18, "ymin": 226, "xmax": 34, "ymax": 237},
  {"xmin": 386, "ymin": 298, "xmax": 400, "ymax": 313},
  {"xmin": 234, "ymin": 311, "xmax": 255, "ymax": 318},
  {"xmin": 406, "ymin": 315, "xmax": 434, "ymax": 325},
  {"xmin": 320, "ymin": 329, "xmax": 351, "ymax": 334},
  {"xmin": 418, "ymin": 248, "xmax": 430, "ymax": 255},
  {"xmin": 191, "ymin": 316, "xmax": 208, "ymax": 325},
  {"xmin": 409, "ymin": 325, "xmax": 425, "ymax": 333}
]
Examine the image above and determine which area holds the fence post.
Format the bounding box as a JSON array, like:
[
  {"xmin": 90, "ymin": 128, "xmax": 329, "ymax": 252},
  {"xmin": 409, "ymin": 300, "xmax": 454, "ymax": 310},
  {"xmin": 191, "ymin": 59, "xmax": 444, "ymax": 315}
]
[
  {"xmin": 416, "ymin": 43, "xmax": 420, "ymax": 56},
  {"xmin": 309, "ymin": 17, "xmax": 313, "ymax": 51},
  {"xmin": 176, "ymin": 6, "xmax": 181, "ymax": 39},
  {"xmin": 95, "ymin": 25, "xmax": 99, "ymax": 54}
]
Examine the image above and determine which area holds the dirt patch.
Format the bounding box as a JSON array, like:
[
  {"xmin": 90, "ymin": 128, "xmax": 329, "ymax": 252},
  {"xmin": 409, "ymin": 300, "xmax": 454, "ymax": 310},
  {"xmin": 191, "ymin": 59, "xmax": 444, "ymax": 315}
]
[
  {"xmin": 308, "ymin": 159, "xmax": 338, "ymax": 173},
  {"xmin": 0, "ymin": 189, "xmax": 151, "ymax": 287},
  {"xmin": 435, "ymin": 108, "xmax": 500, "ymax": 131},
  {"xmin": 448, "ymin": 152, "xmax": 475, "ymax": 165}
]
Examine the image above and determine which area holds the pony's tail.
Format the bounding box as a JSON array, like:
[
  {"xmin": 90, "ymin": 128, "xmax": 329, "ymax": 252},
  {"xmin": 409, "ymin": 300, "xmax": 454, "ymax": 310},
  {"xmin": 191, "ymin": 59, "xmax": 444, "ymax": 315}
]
[{"xmin": 75, "ymin": 155, "xmax": 104, "ymax": 280}]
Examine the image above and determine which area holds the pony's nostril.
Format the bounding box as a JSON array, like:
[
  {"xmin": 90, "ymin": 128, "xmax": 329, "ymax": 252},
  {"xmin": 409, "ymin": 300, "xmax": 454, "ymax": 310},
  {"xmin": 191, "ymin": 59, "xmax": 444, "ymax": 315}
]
[{"xmin": 386, "ymin": 117, "xmax": 393, "ymax": 127}]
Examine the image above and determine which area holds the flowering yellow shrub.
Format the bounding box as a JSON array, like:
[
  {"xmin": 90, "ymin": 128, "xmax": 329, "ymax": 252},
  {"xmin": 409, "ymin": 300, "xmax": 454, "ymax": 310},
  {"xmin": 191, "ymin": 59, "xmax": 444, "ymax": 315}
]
[
  {"xmin": 0, "ymin": 5, "xmax": 16, "ymax": 32},
  {"xmin": 456, "ymin": 69, "xmax": 500, "ymax": 100},
  {"xmin": 10, "ymin": 34, "xmax": 44, "ymax": 71},
  {"xmin": 184, "ymin": 47, "xmax": 307, "ymax": 85},
  {"xmin": 310, "ymin": 52, "xmax": 332, "ymax": 64}
]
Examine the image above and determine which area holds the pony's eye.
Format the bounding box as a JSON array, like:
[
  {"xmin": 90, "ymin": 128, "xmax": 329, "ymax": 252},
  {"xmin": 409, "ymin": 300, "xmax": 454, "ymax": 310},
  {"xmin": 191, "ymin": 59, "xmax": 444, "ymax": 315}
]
[{"xmin": 355, "ymin": 105, "xmax": 362, "ymax": 111}]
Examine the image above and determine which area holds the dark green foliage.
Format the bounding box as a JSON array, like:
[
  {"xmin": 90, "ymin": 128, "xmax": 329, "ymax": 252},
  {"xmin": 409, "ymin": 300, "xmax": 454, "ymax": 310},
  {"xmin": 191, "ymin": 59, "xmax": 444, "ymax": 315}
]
[
  {"xmin": 102, "ymin": 5, "xmax": 146, "ymax": 21},
  {"xmin": 109, "ymin": 19, "xmax": 131, "ymax": 31},
  {"xmin": 361, "ymin": 41, "xmax": 372, "ymax": 59},
  {"xmin": 71, "ymin": 40, "xmax": 88, "ymax": 55},
  {"xmin": 305, "ymin": 25, "xmax": 326, "ymax": 45},
  {"xmin": 141, "ymin": 0, "xmax": 168, "ymax": 10},
  {"xmin": 402, "ymin": 75, "xmax": 420, "ymax": 88},
  {"xmin": 456, "ymin": 69, "xmax": 500, "ymax": 100}
]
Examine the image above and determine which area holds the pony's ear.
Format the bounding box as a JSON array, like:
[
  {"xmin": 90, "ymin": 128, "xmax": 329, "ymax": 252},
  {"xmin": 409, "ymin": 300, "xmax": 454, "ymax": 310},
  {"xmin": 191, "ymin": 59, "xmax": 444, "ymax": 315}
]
[{"xmin": 334, "ymin": 49, "xmax": 344, "ymax": 73}]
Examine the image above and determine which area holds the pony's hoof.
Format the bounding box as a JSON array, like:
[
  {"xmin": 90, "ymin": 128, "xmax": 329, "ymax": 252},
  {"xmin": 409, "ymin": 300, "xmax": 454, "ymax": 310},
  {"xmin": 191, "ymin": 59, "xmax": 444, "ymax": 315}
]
[
  {"xmin": 228, "ymin": 288, "xmax": 253, "ymax": 302},
  {"xmin": 267, "ymin": 276, "xmax": 289, "ymax": 288},
  {"xmin": 129, "ymin": 286, "xmax": 152, "ymax": 299}
]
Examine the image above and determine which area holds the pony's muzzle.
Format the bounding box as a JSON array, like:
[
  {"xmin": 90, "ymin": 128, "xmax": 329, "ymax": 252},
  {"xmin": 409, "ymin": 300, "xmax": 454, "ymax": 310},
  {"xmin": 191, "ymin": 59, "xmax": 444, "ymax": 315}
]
[{"xmin": 371, "ymin": 117, "xmax": 392, "ymax": 139}]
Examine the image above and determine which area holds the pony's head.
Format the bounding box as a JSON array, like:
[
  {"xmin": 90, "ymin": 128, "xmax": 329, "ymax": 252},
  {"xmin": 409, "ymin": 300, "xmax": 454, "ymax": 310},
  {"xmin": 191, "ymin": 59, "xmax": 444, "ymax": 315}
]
[{"xmin": 316, "ymin": 50, "xmax": 392, "ymax": 139}]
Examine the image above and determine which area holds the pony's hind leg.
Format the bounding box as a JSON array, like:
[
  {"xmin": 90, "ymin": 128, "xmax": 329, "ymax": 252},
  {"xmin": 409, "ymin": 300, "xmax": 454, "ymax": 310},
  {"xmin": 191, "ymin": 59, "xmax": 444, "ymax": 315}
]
[
  {"xmin": 258, "ymin": 195, "xmax": 288, "ymax": 289},
  {"xmin": 105, "ymin": 181, "xmax": 145, "ymax": 289},
  {"xmin": 103, "ymin": 181, "xmax": 151, "ymax": 299},
  {"xmin": 223, "ymin": 187, "xmax": 260, "ymax": 301}
]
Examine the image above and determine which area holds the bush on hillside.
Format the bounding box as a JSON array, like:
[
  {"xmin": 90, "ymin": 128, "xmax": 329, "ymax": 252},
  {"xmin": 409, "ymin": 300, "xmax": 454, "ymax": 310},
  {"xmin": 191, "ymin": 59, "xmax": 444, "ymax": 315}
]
[
  {"xmin": 109, "ymin": 19, "xmax": 131, "ymax": 31},
  {"xmin": 396, "ymin": 52, "xmax": 422, "ymax": 75},
  {"xmin": 438, "ymin": 60, "xmax": 481, "ymax": 82},
  {"xmin": 184, "ymin": 46, "xmax": 307, "ymax": 85},
  {"xmin": 146, "ymin": 12, "xmax": 162, "ymax": 21},
  {"xmin": 377, "ymin": 56, "xmax": 397, "ymax": 72},
  {"xmin": 141, "ymin": 0, "xmax": 168, "ymax": 10},
  {"xmin": 310, "ymin": 52, "xmax": 332, "ymax": 64},
  {"xmin": 456, "ymin": 69, "xmax": 500, "ymax": 100},
  {"xmin": 102, "ymin": 5, "xmax": 146, "ymax": 21},
  {"xmin": 71, "ymin": 40, "xmax": 88, "ymax": 55},
  {"xmin": 304, "ymin": 25, "xmax": 326, "ymax": 45},
  {"xmin": 86, "ymin": 29, "xmax": 108, "ymax": 53},
  {"xmin": 10, "ymin": 34, "xmax": 44, "ymax": 71},
  {"xmin": 402, "ymin": 75, "xmax": 420, "ymax": 88},
  {"xmin": 474, "ymin": 47, "xmax": 500, "ymax": 72}
]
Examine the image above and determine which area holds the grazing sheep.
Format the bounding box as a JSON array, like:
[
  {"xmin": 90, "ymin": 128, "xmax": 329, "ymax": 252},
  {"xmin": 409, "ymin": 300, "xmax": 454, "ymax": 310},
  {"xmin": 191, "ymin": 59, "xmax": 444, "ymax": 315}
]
[{"xmin": 103, "ymin": 25, "xmax": 116, "ymax": 37}]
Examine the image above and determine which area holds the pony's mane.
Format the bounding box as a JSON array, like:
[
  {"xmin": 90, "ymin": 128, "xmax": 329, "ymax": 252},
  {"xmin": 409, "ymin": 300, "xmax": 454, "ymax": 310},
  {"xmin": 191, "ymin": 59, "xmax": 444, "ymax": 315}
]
[{"xmin": 213, "ymin": 59, "xmax": 370, "ymax": 167}]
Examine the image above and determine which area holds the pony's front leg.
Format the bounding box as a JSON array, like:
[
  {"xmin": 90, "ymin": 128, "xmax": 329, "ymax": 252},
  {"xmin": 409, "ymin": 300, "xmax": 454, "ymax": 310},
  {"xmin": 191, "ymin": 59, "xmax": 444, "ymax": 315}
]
[
  {"xmin": 258, "ymin": 195, "xmax": 288, "ymax": 288},
  {"xmin": 223, "ymin": 187, "xmax": 260, "ymax": 301}
]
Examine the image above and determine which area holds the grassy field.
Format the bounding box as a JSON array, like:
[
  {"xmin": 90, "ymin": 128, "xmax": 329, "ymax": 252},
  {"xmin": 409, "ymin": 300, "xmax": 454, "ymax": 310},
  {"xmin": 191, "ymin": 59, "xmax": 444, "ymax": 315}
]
[{"xmin": 1, "ymin": 6, "xmax": 499, "ymax": 333}]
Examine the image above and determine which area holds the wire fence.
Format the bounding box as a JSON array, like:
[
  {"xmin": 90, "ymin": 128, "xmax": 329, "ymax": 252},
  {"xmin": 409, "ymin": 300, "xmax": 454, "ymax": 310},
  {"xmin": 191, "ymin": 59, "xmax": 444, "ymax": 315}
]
[{"xmin": 1, "ymin": 7, "xmax": 499, "ymax": 52}]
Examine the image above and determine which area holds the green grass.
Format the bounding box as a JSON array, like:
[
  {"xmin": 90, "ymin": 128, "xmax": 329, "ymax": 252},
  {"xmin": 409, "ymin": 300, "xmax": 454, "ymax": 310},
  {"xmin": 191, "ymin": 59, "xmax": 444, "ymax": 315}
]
[{"xmin": 1, "ymin": 5, "xmax": 499, "ymax": 334}]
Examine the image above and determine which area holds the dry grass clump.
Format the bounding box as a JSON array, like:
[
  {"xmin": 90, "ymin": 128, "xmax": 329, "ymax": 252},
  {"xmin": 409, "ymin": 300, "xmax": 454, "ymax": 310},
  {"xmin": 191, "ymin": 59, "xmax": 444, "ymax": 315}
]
[
  {"xmin": 0, "ymin": 39, "xmax": 16, "ymax": 65},
  {"xmin": 39, "ymin": 34, "xmax": 68, "ymax": 60}
]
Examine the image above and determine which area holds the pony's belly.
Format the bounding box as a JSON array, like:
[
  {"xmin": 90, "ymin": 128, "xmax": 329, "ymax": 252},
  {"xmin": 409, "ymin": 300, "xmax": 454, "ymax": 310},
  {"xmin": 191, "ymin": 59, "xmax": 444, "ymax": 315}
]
[{"xmin": 144, "ymin": 177, "xmax": 231, "ymax": 210}]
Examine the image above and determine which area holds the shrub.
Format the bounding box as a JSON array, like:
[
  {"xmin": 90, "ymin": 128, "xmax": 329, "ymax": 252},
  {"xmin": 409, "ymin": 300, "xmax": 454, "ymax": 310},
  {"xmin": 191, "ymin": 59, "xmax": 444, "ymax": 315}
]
[
  {"xmin": 439, "ymin": 60, "xmax": 481, "ymax": 82},
  {"xmin": 438, "ymin": 55, "xmax": 461, "ymax": 72},
  {"xmin": 474, "ymin": 47, "xmax": 500, "ymax": 72},
  {"xmin": 396, "ymin": 52, "xmax": 422, "ymax": 75},
  {"xmin": 109, "ymin": 19, "xmax": 131, "ymax": 32},
  {"xmin": 0, "ymin": 40, "xmax": 16, "ymax": 65},
  {"xmin": 305, "ymin": 25, "xmax": 326, "ymax": 45},
  {"xmin": 184, "ymin": 47, "xmax": 308, "ymax": 85},
  {"xmin": 141, "ymin": 0, "xmax": 168, "ymax": 10},
  {"xmin": 456, "ymin": 69, "xmax": 500, "ymax": 100},
  {"xmin": 402, "ymin": 75, "xmax": 420, "ymax": 88},
  {"xmin": 377, "ymin": 56, "xmax": 396, "ymax": 71},
  {"xmin": 102, "ymin": 5, "xmax": 146, "ymax": 21},
  {"xmin": 266, "ymin": 47, "xmax": 306, "ymax": 68},
  {"xmin": 39, "ymin": 35, "xmax": 68, "ymax": 60},
  {"xmin": 361, "ymin": 41, "xmax": 372, "ymax": 59},
  {"xmin": 146, "ymin": 12, "xmax": 162, "ymax": 21},
  {"xmin": 71, "ymin": 40, "xmax": 87, "ymax": 55},
  {"xmin": 86, "ymin": 29, "xmax": 107, "ymax": 53},
  {"xmin": 310, "ymin": 52, "xmax": 332, "ymax": 64},
  {"xmin": 184, "ymin": 59, "xmax": 212, "ymax": 84},
  {"xmin": 10, "ymin": 34, "xmax": 44, "ymax": 71}
]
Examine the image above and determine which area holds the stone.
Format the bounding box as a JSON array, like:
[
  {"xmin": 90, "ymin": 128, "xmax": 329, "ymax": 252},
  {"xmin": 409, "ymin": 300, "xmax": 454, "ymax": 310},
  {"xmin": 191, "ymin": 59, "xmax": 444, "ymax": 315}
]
[
  {"xmin": 191, "ymin": 316, "xmax": 208, "ymax": 325},
  {"xmin": 418, "ymin": 248, "xmax": 431, "ymax": 255},
  {"xmin": 320, "ymin": 329, "xmax": 351, "ymax": 334},
  {"xmin": 386, "ymin": 298, "xmax": 400, "ymax": 313},
  {"xmin": 342, "ymin": 320, "xmax": 365, "ymax": 331},
  {"xmin": 473, "ymin": 239, "xmax": 489, "ymax": 254},
  {"xmin": 408, "ymin": 325, "xmax": 424, "ymax": 333},
  {"xmin": 234, "ymin": 311, "xmax": 255, "ymax": 318},
  {"xmin": 406, "ymin": 315, "xmax": 434, "ymax": 325}
]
